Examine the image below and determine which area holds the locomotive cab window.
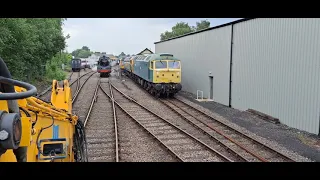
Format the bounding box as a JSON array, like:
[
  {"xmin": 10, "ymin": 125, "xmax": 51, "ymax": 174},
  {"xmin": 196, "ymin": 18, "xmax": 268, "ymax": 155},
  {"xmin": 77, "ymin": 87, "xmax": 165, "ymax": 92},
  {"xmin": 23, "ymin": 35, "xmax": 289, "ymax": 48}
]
[
  {"xmin": 155, "ymin": 61, "xmax": 167, "ymax": 69},
  {"xmin": 168, "ymin": 61, "xmax": 180, "ymax": 69}
]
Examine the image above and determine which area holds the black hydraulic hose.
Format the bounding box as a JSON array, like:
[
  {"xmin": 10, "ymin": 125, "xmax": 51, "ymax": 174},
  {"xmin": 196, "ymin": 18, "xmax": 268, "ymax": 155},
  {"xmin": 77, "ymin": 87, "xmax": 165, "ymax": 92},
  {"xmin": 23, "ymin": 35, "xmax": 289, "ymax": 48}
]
[
  {"xmin": 73, "ymin": 119, "xmax": 88, "ymax": 162},
  {"xmin": 77, "ymin": 120, "xmax": 88, "ymax": 162},
  {"xmin": 19, "ymin": 107, "xmax": 31, "ymax": 117}
]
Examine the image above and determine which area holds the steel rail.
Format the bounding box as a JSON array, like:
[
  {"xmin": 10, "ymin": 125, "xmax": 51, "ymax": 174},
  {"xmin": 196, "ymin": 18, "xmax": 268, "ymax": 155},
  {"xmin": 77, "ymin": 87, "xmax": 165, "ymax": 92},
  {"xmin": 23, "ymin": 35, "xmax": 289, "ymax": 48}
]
[
  {"xmin": 72, "ymin": 72, "xmax": 96, "ymax": 104},
  {"xmin": 173, "ymin": 97, "xmax": 295, "ymax": 162},
  {"xmin": 109, "ymin": 82, "xmax": 233, "ymax": 162},
  {"xmin": 100, "ymin": 84, "xmax": 184, "ymax": 162},
  {"xmin": 108, "ymin": 82, "xmax": 120, "ymax": 162}
]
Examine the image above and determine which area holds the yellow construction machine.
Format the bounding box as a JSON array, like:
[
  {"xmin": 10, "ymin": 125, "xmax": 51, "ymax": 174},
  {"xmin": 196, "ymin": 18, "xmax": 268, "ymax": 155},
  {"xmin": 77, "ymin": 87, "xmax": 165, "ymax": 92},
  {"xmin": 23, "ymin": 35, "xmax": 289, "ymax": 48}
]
[{"xmin": 0, "ymin": 57, "xmax": 87, "ymax": 162}]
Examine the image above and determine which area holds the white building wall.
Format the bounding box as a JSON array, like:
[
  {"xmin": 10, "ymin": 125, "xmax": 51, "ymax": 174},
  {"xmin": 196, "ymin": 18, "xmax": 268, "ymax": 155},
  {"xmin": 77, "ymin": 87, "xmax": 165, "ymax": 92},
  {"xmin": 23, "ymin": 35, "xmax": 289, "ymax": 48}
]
[
  {"xmin": 155, "ymin": 26, "xmax": 232, "ymax": 105},
  {"xmin": 231, "ymin": 18, "xmax": 320, "ymax": 134},
  {"xmin": 154, "ymin": 18, "xmax": 320, "ymax": 135}
]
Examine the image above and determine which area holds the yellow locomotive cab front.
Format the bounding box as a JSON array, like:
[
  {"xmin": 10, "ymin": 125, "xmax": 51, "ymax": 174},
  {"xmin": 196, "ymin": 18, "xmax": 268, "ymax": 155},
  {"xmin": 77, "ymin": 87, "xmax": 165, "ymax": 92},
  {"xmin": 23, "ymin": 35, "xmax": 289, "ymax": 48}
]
[{"xmin": 153, "ymin": 60, "xmax": 181, "ymax": 83}]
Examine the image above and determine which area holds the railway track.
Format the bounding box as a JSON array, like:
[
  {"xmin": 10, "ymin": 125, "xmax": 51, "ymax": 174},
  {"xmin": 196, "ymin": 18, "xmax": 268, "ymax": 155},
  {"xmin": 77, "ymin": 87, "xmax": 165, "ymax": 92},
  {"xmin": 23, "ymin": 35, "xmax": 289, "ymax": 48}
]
[
  {"xmin": 68, "ymin": 70, "xmax": 98, "ymax": 162},
  {"xmin": 107, "ymin": 82, "xmax": 241, "ymax": 162},
  {"xmin": 82, "ymin": 78, "xmax": 180, "ymax": 162},
  {"xmin": 37, "ymin": 69, "xmax": 92, "ymax": 101},
  {"xmin": 69, "ymin": 71, "xmax": 95, "ymax": 100},
  {"xmin": 37, "ymin": 69, "xmax": 95, "ymax": 105},
  {"xmin": 82, "ymin": 79, "xmax": 120, "ymax": 162},
  {"xmin": 82, "ymin": 78, "xmax": 118, "ymax": 162},
  {"xmin": 159, "ymin": 98, "xmax": 296, "ymax": 162},
  {"xmin": 38, "ymin": 67, "xmax": 296, "ymax": 162},
  {"xmin": 101, "ymin": 82, "xmax": 180, "ymax": 162},
  {"xmin": 117, "ymin": 76, "xmax": 296, "ymax": 162},
  {"xmin": 71, "ymin": 71, "xmax": 96, "ymax": 103}
]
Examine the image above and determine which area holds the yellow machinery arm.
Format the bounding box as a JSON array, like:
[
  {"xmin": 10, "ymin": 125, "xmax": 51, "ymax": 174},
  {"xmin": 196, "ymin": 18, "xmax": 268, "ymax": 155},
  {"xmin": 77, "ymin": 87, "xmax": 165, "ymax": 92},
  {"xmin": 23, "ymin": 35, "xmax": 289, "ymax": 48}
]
[{"xmin": 0, "ymin": 57, "xmax": 87, "ymax": 162}]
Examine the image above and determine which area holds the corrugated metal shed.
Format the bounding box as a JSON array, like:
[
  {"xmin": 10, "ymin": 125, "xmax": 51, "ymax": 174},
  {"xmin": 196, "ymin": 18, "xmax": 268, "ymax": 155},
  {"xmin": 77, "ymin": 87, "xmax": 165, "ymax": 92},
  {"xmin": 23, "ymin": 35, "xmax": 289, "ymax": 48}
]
[
  {"xmin": 155, "ymin": 26, "xmax": 232, "ymax": 105},
  {"xmin": 231, "ymin": 18, "xmax": 320, "ymax": 134},
  {"xmin": 154, "ymin": 18, "xmax": 320, "ymax": 135}
]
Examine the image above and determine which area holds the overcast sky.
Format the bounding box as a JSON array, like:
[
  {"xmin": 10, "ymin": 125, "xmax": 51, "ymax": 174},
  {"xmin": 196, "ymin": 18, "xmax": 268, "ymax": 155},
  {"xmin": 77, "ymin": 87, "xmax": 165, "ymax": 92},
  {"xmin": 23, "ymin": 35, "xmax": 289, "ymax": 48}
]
[{"xmin": 62, "ymin": 18, "xmax": 242, "ymax": 56}]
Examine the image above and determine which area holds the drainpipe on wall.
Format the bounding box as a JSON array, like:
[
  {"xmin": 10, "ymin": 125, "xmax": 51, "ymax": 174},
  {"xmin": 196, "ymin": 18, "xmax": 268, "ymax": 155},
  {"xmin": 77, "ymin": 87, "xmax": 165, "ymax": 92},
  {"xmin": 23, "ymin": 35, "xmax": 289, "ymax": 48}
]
[
  {"xmin": 229, "ymin": 24, "xmax": 234, "ymax": 108},
  {"xmin": 318, "ymin": 113, "xmax": 320, "ymax": 136}
]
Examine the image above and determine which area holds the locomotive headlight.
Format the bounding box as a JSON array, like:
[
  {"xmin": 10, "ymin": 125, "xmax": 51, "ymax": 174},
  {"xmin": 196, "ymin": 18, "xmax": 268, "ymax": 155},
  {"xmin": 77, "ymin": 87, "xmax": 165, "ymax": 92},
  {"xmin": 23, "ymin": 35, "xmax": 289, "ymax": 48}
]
[
  {"xmin": 177, "ymin": 72, "xmax": 180, "ymax": 75},
  {"xmin": 0, "ymin": 111, "xmax": 22, "ymax": 150},
  {"xmin": 156, "ymin": 71, "xmax": 159, "ymax": 75}
]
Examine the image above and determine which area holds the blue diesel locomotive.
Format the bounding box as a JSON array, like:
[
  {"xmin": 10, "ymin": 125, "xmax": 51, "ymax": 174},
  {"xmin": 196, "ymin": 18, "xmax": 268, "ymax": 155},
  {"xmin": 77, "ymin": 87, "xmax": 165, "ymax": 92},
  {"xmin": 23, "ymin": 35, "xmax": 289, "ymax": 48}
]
[{"xmin": 123, "ymin": 53, "xmax": 182, "ymax": 98}]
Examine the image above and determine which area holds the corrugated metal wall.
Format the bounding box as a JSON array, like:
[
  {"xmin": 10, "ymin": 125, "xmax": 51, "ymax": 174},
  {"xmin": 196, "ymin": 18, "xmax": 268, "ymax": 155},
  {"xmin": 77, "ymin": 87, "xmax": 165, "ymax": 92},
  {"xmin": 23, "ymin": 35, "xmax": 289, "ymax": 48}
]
[
  {"xmin": 155, "ymin": 18, "xmax": 320, "ymax": 135},
  {"xmin": 155, "ymin": 26, "xmax": 232, "ymax": 105},
  {"xmin": 231, "ymin": 18, "xmax": 320, "ymax": 134}
]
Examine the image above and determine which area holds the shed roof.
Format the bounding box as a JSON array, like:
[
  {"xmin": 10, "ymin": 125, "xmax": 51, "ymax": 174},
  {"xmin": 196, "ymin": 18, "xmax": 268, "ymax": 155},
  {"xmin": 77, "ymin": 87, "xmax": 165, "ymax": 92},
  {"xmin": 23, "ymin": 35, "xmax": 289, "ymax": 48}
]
[{"xmin": 137, "ymin": 48, "xmax": 154, "ymax": 55}]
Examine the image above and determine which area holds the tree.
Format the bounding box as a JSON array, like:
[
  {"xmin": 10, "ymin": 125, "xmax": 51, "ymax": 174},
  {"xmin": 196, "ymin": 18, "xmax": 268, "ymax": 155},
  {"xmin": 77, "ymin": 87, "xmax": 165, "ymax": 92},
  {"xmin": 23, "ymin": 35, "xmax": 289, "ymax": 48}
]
[
  {"xmin": 160, "ymin": 19, "xmax": 210, "ymax": 41},
  {"xmin": 82, "ymin": 46, "xmax": 90, "ymax": 51},
  {"xmin": 0, "ymin": 18, "xmax": 68, "ymax": 81},
  {"xmin": 71, "ymin": 46, "xmax": 92, "ymax": 58},
  {"xmin": 195, "ymin": 20, "xmax": 210, "ymax": 31},
  {"xmin": 77, "ymin": 50, "xmax": 91, "ymax": 58},
  {"xmin": 171, "ymin": 22, "xmax": 193, "ymax": 36},
  {"xmin": 160, "ymin": 22, "xmax": 192, "ymax": 41}
]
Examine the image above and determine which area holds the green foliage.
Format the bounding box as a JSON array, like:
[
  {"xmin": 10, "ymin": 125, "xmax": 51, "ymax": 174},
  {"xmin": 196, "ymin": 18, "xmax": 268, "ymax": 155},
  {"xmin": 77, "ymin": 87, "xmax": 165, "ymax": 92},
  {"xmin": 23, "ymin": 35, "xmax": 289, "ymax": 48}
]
[
  {"xmin": 194, "ymin": 20, "xmax": 211, "ymax": 31},
  {"xmin": 71, "ymin": 46, "xmax": 92, "ymax": 58},
  {"xmin": 160, "ymin": 20, "xmax": 211, "ymax": 41},
  {"xmin": 0, "ymin": 18, "xmax": 69, "ymax": 83},
  {"xmin": 45, "ymin": 52, "xmax": 70, "ymax": 81},
  {"xmin": 82, "ymin": 46, "xmax": 89, "ymax": 51}
]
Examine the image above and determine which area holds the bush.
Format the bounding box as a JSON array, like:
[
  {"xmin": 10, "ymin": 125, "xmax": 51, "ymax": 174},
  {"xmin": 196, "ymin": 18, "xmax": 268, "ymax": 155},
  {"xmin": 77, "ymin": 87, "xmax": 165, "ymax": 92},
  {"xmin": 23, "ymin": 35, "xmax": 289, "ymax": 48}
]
[
  {"xmin": 45, "ymin": 52, "xmax": 71, "ymax": 81},
  {"xmin": 0, "ymin": 18, "xmax": 69, "ymax": 83}
]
